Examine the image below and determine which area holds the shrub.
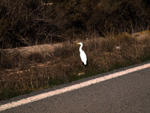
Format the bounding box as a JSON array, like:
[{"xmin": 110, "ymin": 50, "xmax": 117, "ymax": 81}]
[{"xmin": 0, "ymin": 0, "xmax": 150, "ymax": 48}]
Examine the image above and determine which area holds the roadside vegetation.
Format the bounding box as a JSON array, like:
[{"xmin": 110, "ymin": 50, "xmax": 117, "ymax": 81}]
[
  {"xmin": 0, "ymin": 0, "xmax": 150, "ymax": 100},
  {"xmin": 0, "ymin": 32, "xmax": 150, "ymax": 100}
]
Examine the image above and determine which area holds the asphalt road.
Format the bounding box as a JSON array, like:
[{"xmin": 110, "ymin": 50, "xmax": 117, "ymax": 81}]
[{"xmin": 1, "ymin": 64, "xmax": 150, "ymax": 113}]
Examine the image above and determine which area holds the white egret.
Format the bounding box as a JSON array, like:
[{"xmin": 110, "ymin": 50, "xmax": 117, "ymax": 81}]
[{"xmin": 77, "ymin": 42, "xmax": 88, "ymax": 66}]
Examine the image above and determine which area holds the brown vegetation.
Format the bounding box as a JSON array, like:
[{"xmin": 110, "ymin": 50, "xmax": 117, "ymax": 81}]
[
  {"xmin": 0, "ymin": 0, "xmax": 150, "ymax": 48},
  {"xmin": 0, "ymin": 32, "xmax": 150, "ymax": 100},
  {"xmin": 0, "ymin": 0, "xmax": 150, "ymax": 100}
]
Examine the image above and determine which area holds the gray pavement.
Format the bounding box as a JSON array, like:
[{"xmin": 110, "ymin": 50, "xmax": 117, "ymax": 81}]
[{"xmin": 1, "ymin": 64, "xmax": 150, "ymax": 113}]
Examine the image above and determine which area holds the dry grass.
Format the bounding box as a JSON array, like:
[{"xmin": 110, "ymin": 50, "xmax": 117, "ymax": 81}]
[{"xmin": 0, "ymin": 32, "xmax": 150, "ymax": 100}]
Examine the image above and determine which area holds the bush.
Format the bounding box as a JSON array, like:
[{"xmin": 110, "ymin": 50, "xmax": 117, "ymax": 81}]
[{"xmin": 0, "ymin": 0, "xmax": 150, "ymax": 48}]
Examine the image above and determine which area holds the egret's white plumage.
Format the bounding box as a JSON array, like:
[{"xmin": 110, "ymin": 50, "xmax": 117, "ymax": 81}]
[{"xmin": 77, "ymin": 42, "xmax": 87, "ymax": 66}]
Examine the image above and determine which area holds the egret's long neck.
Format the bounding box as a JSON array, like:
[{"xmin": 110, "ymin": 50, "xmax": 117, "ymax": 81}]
[{"xmin": 79, "ymin": 44, "xmax": 83, "ymax": 52}]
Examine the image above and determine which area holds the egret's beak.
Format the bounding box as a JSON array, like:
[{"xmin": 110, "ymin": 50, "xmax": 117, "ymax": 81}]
[{"xmin": 76, "ymin": 43, "xmax": 80, "ymax": 45}]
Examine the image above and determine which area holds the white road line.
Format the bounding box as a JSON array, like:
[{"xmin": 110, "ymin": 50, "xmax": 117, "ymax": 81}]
[{"xmin": 0, "ymin": 63, "xmax": 150, "ymax": 112}]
